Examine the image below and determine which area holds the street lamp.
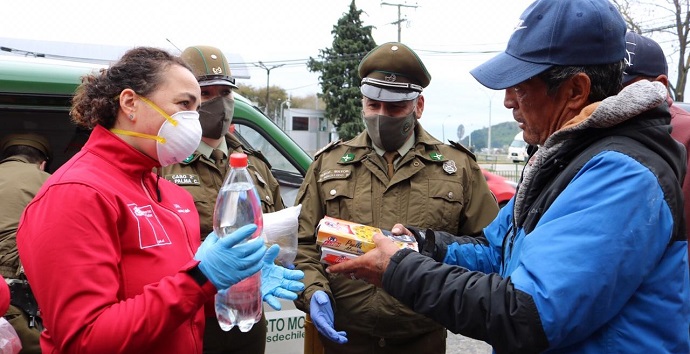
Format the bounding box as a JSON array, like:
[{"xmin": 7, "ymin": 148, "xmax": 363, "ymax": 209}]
[
  {"xmin": 254, "ymin": 61, "xmax": 285, "ymax": 116},
  {"xmin": 478, "ymin": 88, "xmax": 495, "ymax": 152},
  {"xmin": 441, "ymin": 115, "xmax": 451, "ymax": 143},
  {"xmin": 280, "ymin": 100, "xmax": 291, "ymax": 131}
]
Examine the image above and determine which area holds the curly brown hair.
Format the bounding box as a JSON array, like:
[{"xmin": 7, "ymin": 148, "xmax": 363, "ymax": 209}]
[{"xmin": 70, "ymin": 47, "xmax": 191, "ymax": 129}]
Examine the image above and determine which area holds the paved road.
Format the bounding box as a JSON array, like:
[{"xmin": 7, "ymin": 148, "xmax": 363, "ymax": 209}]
[{"xmin": 447, "ymin": 332, "xmax": 492, "ymax": 354}]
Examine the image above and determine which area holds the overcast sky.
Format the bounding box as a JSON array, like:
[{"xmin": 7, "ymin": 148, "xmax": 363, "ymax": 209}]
[{"xmin": 4, "ymin": 0, "xmax": 539, "ymax": 143}]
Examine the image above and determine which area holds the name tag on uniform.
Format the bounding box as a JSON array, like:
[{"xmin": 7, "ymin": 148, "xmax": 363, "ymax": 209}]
[
  {"xmin": 165, "ymin": 174, "xmax": 201, "ymax": 186},
  {"xmin": 318, "ymin": 169, "xmax": 351, "ymax": 182}
]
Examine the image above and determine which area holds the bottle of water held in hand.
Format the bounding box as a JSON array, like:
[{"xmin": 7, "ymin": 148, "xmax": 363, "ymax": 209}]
[{"xmin": 213, "ymin": 152, "xmax": 264, "ymax": 332}]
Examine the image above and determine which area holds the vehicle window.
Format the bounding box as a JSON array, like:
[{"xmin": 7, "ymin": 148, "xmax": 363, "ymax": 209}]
[
  {"xmin": 232, "ymin": 123, "xmax": 299, "ymax": 174},
  {"xmin": 510, "ymin": 140, "xmax": 527, "ymax": 148}
]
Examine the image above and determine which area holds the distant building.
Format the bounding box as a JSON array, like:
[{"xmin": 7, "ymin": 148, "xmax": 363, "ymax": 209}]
[{"xmin": 279, "ymin": 108, "xmax": 334, "ymax": 156}]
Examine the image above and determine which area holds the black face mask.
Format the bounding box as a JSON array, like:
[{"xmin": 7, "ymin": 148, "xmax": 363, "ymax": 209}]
[
  {"xmin": 198, "ymin": 96, "xmax": 235, "ymax": 139},
  {"xmin": 362, "ymin": 110, "xmax": 417, "ymax": 151}
]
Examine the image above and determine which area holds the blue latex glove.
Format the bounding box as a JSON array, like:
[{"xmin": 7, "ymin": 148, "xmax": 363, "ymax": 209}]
[
  {"xmin": 310, "ymin": 290, "xmax": 348, "ymax": 344},
  {"xmin": 195, "ymin": 231, "xmax": 219, "ymax": 260},
  {"xmin": 261, "ymin": 244, "xmax": 305, "ymax": 310},
  {"xmin": 194, "ymin": 224, "xmax": 266, "ymax": 290}
]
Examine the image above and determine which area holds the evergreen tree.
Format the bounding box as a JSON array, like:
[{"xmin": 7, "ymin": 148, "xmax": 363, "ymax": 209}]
[{"xmin": 307, "ymin": 0, "xmax": 376, "ymax": 140}]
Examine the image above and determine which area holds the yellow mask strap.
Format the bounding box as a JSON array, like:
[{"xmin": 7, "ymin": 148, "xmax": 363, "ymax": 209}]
[
  {"xmin": 138, "ymin": 95, "xmax": 178, "ymax": 127},
  {"xmin": 110, "ymin": 128, "xmax": 166, "ymax": 144}
]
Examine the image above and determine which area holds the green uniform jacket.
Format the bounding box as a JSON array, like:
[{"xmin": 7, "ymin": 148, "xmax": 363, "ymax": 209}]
[
  {"xmin": 0, "ymin": 157, "xmax": 50, "ymax": 278},
  {"xmin": 294, "ymin": 126, "xmax": 499, "ymax": 338},
  {"xmin": 160, "ymin": 134, "xmax": 284, "ymax": 238}
]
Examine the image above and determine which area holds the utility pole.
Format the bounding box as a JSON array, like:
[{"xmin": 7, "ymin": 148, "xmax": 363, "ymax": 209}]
[
  {"xmin": 380, "ymin": 2, "xmax": 419, "ymax": 42},
  {"xmin": 254, "ymin": 61, "xmax": 285, "ymax": 117}
]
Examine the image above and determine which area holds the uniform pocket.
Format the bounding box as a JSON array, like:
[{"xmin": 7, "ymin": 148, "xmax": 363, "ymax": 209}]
[
  {"xmin": 420, "ymin": 178, "xmax": 464, "ymax": 232},
  {"xmin": 321, "ymin": 179, "xmax": 354, "ymax": 219}
]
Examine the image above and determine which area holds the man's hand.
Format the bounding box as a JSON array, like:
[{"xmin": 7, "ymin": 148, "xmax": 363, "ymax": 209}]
[
  {"xmin": 310, "ymin": 291, "xmax": 348, "ymax": 344},
  {"xmin": 390, "ymin": 224, "xmax": 413, "ymax": 237},
  {"xmin": 326, "ymin": 233, "xmax": 400, "ymax": 286}
]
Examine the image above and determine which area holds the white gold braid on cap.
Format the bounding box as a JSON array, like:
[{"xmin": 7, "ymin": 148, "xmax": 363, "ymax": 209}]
[{"xmin": 361, "ymin": 77, "xmax": 423, "ymax": 92}]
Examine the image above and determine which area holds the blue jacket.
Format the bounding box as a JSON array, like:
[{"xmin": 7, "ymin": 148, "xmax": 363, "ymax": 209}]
[{"xmin": 382, "ymin": 81, "xmax": 690, "ymax": 353}]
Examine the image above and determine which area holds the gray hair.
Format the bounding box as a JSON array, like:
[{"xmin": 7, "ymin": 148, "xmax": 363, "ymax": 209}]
[{"xmin": 537, "ymin": 60, "xmax": 626, "ymax": 102}]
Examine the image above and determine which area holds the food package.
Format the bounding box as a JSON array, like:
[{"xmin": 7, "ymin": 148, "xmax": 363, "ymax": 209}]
[
  {"xmin": 319, "ymin": 246, "xmax": 360, "ymax": 266},
  {"xmin": 316, "ymin": 216, "xmax": 418, "ymax": 256}
]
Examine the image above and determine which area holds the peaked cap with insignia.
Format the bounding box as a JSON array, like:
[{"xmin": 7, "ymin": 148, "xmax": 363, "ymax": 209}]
[
  {"xmin": 180, "ymin": 45, "xmax": 237, "ymax": 88},
  {"xmin": 358, "ymin": 42, "xmax": 431, "ymax": 102}
]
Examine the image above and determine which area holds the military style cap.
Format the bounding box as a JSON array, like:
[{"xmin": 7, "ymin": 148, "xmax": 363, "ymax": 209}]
[
  {"xmin": 358, "ymin": 42, "xmax": 431, "ymax": 102},
  {"xmin": 180, "ymin": 45, "xmax": 237, "ymax": 88},
  {"xmin": 0, "ymin": 133, "xmax": 52, "ymax": 160}
]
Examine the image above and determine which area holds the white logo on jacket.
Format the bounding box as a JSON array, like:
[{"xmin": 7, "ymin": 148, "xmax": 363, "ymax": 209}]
[{"xmin": 128, "ymin": 204, "xmax": 172, "ymax": 249}]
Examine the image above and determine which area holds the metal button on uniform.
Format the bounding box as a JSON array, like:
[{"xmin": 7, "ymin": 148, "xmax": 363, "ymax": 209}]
[
  {"xmin": 266, "ymin": 195, "xmax": 271, "ymax": 201},
  {"xmin": 413, "ymin": 161, "xmax": 420, "ymax": 167},
  {"xmin": 378, "ymin": 337, "xmax": 386, "ymax": 347},
  {"xmin": 330, "ymin": 189, "xmax": 336, "ymax": 196},
  {"xmin": 447, "ymin": 191, "xmax": 454, "ymax": 200}
]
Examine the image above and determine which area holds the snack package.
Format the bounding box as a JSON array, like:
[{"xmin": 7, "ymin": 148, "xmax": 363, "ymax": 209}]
[
  {"xmin": 319, "ymin": 246, "xmax": 360, "ymax": 266},
  {"xmin": 316, "ymin": 216, "xmax": 418, "ymax": 256}
]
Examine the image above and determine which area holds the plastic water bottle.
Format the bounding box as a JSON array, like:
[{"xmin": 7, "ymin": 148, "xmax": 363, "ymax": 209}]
[{"xmin": 213, "ymin": 152, "xmax": 264, "ymax": 332}]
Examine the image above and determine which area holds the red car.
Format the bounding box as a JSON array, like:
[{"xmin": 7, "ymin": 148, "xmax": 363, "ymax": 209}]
[{"xmin": 482, "ymin": 169, "xmax": 517, "ymax": 208}]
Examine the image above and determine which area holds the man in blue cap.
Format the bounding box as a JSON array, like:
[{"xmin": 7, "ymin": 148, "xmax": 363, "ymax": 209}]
[{"xmin": 327, "ymin": 0, "xmax": 690, "ymax": 352}]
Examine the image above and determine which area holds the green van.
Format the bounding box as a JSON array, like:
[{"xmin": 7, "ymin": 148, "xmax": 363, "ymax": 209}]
[
  {"xmin": 0, "ymin": 54, "xmax": 311, "ymax": 353},
  {"xmin": 0, "ymin": 55, "xmax": 312, "ymax": 206}
]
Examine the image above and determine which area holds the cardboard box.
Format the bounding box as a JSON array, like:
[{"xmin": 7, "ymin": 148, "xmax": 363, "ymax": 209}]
[
  {"xmin": 320, "ymin": 246, "xmax": 360, "ymax": 265},
  {"xmin": 316, "ymin": 216, "xmax": 418, "ymax": 256}
]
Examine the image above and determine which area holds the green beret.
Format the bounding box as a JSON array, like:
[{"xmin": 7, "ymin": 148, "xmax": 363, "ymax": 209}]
[
  {"xmin": 180, "ymin": 45, "xmax": 237, "ymax": 88},
  {"xmin": 1, "ymin": 133, "xmax": 52, "ymax": 160},
  {"xmin": 358, "ymin": 42, "xmax": 431, "ymax": 101}
]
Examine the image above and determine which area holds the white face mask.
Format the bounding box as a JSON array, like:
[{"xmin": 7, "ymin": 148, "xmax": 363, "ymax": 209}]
[{"xmin": 111, "ymin": 95, "xmax": 202, "ymax": 167}]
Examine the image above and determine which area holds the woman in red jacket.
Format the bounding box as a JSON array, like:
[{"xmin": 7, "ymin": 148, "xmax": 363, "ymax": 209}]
[{"xmin": 16, "ymin": 47, "xmax": 302, "ymax": 354}]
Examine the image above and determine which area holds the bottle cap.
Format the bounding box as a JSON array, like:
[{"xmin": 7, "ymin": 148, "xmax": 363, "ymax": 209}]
[{"xmin": 229, "ymin": 152, "xmax": 248, "ymax": 168}]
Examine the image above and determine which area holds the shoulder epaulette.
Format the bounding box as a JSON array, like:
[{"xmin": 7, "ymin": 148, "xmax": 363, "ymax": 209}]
[
  {"xmin": 447, "ymin": 140, "xmax": 476, "ymax": 161},
  {"xmin": 315, "ymin": 139, "xmax": 343, "ymax": 158}
]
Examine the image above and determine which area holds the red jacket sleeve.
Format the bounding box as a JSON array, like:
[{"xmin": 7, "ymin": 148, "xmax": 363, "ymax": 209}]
[{"xmin": 0, "ymin": 279, "xmax": 9, "ymax": 315}]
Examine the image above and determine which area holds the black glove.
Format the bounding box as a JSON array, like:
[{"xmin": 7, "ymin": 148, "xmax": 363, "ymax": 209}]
[{"xmin": 408, "ymin": 226, "xmax": 437, "ymax": 258}]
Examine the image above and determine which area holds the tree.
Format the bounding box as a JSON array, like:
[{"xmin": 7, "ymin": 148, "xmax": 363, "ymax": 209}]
[
  {"xmin": 237, "ymin": 83, "xmax": 287, "ymax": 120},
  {"xmin": 307, "ymin": 0, "xmax": 377, "ymax": 140},
  {"xmin": 460, "ymin": 121, "xmax": 520, "ymax": 151},
  {"xmin": 290, "ymin": 94, "xmax": 325, "ymax": 110},
  {"xmin": 612, "ymin": 0, "xmax": 690, "ymax": 101}
]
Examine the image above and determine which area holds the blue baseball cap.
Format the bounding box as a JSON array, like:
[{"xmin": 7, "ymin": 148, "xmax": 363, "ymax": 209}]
[
  {"xmin": 471, "ymin": 0, "xmax": 627, "ymax": 90},
  {"xmin": 623, "ymin": 31, "xmax": 668, "ymax": 84}
]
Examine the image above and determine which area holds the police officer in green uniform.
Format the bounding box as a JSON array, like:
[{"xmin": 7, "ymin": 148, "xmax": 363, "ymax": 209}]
[
  {"xmin": 0, "ymin": 133, "xmax": 52, "ymax": 354},
  {"xmin": 293, "ymin": 42, "xmax": 499, "ymax": 354},
  {"xmin": 160, "ymin": 45, "xmax": 284, "ymax": 354}
]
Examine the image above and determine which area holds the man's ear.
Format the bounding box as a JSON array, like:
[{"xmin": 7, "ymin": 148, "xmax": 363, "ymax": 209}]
[
  {"xmin": 564, "ymin": 73, "xmax": 591, "ymax": 110},
  {"xmin": 655, "ymin": 74, "xmax": 669, "ymax": 88},
  {"xmin": 415, "ymin": 95, "xmax": 425, "ymax": 119},
  {"xmin": 39, "ymin": 160, "xmax": 46, "ymax": 171}
]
